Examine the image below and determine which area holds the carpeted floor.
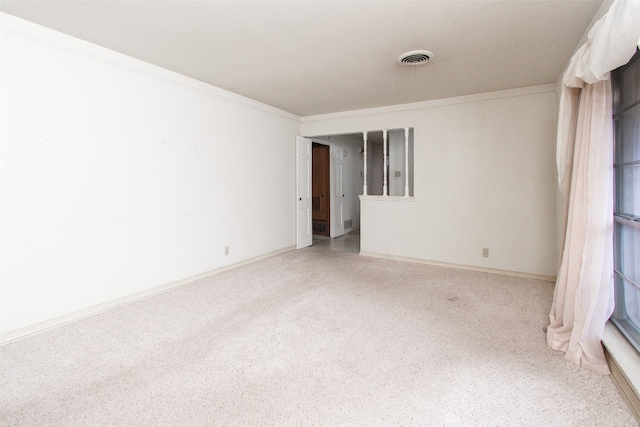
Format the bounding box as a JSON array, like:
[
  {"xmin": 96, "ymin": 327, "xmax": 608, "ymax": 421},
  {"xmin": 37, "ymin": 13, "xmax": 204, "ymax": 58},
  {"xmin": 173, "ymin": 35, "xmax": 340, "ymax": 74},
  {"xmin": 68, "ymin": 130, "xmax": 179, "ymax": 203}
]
[{"xmin": 1, "ymin": 235, "xmax": 637, "ymax": 426}]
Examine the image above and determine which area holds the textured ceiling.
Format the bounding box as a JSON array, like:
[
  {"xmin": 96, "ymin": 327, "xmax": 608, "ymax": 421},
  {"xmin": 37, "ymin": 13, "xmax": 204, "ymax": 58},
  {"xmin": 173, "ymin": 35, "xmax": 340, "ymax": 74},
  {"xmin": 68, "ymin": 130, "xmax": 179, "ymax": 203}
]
[{"xmin": 0, "ymin": 1, "xmax": 603, "ymax": 116}]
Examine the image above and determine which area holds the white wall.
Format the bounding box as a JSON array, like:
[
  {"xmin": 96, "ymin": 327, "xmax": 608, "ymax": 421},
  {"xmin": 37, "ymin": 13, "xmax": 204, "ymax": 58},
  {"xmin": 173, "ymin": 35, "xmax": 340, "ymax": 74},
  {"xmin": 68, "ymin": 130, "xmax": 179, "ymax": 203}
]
[
  {"xmin": 1, "ymin": 14, "xmax": 300, "ymax": 335},
  {"xmin": 302, "ymin": 86, "xmax": 558, "ymax": 277}
]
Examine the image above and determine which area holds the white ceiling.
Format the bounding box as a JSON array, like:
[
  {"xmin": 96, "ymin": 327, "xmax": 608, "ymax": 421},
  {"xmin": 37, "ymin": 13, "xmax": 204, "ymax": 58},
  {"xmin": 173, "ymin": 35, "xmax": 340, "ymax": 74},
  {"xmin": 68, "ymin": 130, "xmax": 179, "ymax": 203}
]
[{"xmin": 0, "ymin": 0, "xmax": 603, "ymax": 116}]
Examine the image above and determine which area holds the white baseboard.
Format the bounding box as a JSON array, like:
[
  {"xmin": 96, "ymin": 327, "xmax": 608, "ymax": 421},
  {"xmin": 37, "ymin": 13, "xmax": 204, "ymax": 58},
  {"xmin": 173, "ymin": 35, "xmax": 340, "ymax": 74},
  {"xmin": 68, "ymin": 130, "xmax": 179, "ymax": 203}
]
[
  {"xmin": 0, "ymin": 246, "xmax": 295, "ymax": 344},
  {"xmin": 359, "ymin": 251, "xmax": 556, "ymax": 282}
]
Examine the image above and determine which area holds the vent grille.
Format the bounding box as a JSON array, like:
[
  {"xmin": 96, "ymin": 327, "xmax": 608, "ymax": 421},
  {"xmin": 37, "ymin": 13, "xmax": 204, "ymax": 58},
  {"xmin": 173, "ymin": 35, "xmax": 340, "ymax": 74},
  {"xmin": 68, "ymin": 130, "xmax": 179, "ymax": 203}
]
[
  {"xmin": 313, "ymin": 221, "xmax": 327, "ymax": 233},
  {"xmin": 397, "ymin": 50, "xmax": 433, "ymax": 66}
]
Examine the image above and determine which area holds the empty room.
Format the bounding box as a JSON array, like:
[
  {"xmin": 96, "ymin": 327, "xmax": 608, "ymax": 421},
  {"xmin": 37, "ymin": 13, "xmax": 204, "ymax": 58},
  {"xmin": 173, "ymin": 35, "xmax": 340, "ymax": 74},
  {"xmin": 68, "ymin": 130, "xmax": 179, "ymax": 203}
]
[{"xmin": 1, "ymin": 0, "xmax": 639, "ymax": 425}]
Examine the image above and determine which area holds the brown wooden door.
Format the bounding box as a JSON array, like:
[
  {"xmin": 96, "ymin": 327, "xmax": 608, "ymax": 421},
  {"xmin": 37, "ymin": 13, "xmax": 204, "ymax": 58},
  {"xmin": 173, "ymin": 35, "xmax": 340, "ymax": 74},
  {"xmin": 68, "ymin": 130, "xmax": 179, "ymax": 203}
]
[{"xmin": 312, "ymin": 143, "xmax": 330, "ymax": 236}]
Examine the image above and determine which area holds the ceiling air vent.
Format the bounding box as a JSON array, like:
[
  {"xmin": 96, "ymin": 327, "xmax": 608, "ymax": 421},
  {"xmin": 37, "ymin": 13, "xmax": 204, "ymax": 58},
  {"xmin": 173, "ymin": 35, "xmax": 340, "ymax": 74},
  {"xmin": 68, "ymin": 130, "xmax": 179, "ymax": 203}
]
[{"xmin": 397, "ymin": 50, "xmax": 434, "ymax": 66}]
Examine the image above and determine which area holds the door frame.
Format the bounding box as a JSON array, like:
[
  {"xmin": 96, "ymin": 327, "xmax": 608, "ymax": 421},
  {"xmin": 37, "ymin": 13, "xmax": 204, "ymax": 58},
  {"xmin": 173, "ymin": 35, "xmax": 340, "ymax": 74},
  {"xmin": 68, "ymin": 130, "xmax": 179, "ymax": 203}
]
[{"xmin": 297, "ymin": 136, "xmax": 347, "ymax": 248}]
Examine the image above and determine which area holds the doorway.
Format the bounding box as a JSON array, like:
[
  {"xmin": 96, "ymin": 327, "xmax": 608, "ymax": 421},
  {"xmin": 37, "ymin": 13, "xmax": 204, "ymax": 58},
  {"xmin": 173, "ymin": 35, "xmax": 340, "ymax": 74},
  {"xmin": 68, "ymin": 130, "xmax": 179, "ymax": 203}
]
[{"xmin": 296, "ymin": 135, "xmax": 361, "ymax": 250}]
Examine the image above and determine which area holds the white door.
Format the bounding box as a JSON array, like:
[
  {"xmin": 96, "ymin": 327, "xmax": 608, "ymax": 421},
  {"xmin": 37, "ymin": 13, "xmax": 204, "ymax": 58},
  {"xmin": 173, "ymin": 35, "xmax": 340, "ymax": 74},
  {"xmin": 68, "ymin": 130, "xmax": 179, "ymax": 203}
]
[
  {"xmin": 331, "ymin": 146, "xmax": 345, "ymax": 238},
  {"xmin": 296, "ymin": 136, "xmax": 313, "ymax": 249}
]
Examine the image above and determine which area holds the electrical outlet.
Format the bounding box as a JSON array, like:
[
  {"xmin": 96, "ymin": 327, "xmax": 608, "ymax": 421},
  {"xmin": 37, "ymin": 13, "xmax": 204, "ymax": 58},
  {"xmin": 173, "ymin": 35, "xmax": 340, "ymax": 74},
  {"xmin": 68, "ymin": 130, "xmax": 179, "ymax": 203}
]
[
  {"xmin": 225, "ymin": 246, "xmax": 230, "ymax": 256},
  {"xmin": 482, "ymin": 248, "xmax": 489, "ymax": 258}
]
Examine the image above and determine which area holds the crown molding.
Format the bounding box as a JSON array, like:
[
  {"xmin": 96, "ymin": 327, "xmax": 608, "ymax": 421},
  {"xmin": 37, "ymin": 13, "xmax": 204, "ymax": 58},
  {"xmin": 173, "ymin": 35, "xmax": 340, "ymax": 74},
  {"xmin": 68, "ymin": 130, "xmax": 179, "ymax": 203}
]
[
  {"xmin": 302, "ymin": 84, "xmax": 556, "ymax": 123},
  {"xmin": 1, "ymin": 12, "xmax": 301, "ymax": 123}
]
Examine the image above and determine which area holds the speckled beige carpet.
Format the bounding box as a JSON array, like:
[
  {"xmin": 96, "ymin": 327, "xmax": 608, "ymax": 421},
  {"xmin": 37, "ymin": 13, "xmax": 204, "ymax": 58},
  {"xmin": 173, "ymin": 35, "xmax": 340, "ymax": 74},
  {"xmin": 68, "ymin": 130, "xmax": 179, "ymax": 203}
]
[{"xmin": 1, "ymin": 235, "xmax": 637, "ymax": 426}]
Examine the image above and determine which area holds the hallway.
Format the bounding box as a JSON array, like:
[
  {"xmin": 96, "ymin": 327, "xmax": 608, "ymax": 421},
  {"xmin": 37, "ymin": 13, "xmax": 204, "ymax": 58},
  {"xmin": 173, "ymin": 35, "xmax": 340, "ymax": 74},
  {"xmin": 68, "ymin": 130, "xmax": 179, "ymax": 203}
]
[{"xmin": 312, "ymin": 231, "xmax": 360, "ymax": 254}]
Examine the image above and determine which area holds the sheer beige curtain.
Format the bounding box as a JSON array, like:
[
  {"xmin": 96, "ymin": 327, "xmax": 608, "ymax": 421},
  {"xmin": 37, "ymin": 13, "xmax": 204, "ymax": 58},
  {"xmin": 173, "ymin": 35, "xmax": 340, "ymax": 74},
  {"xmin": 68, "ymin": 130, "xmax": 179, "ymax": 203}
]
[
  {"xmin": 547, "ymin": 81, "xmax": 614, "ymax": 374},
  {"xmin": 547, "ymin": 0, "xmax": 640, "ymax": 374}
]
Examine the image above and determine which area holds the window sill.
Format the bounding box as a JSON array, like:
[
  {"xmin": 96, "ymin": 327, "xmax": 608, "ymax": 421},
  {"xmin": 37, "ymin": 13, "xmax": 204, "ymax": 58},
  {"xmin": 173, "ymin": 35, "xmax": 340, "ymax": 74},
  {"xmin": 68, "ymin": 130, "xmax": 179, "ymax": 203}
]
[
  {"xmin": 359, "ymin": 195, "xmax": 414, "ymax": 202},
  {"xmin": 602, "ymin": 321, "xmax": 640, "ymax": 419}
]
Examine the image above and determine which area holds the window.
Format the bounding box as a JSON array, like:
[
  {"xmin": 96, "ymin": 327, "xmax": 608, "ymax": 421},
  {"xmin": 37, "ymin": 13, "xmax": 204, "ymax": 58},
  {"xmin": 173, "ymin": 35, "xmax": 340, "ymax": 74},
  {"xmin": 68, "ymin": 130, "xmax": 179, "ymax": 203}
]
[
  {"xmin": 611, "ymin": 50, "xmax": 640, "ymax": 354},
  {"xmin": 363, "ymin": 128, "xmax": 414, "ymax": 197}
]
